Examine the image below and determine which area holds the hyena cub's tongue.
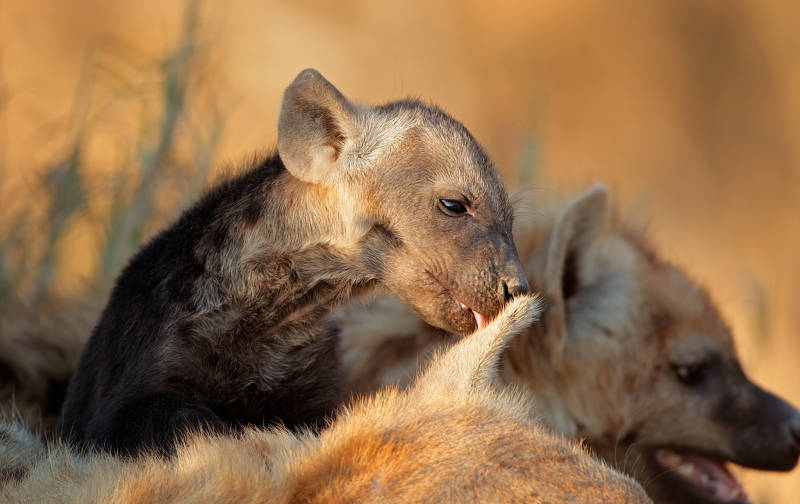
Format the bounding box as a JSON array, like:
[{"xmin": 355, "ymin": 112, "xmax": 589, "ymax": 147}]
[
  {"xmin": 458, "ymin": 301, "xmax": 488, "ymax": 330},
  {"xmin": 473, "ymin": 310, "xmax": 487, "ymax": 330}
]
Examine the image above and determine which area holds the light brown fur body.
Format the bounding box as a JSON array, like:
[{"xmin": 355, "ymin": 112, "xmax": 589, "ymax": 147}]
[
  {"xmin": 340, "ymin": 185, "xmax": 800, "ymax": 503},
  {"xmin": 0, "ymin": 295, "xmax": 650, "ymax": 503}
]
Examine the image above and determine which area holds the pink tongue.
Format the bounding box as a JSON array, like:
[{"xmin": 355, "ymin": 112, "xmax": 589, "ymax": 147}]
[
  {"xmin": 473, "ymin": 310, "xmax": 487, "ymax": 330},
  {"xmin": 655, "ymin": 449, "xmax": 749, "ymax": 502}
]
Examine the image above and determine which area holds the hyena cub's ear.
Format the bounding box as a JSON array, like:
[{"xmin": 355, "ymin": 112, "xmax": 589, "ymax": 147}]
[
  {"xmin": 413, "ymin": 294, "xmax": 541, "ymax": 398},
  {"xmin": 536, "ymin": 183, "xmax": 609, "ymax": 362},
  {"xmin": 277, "ymin": 68, "xmax": 359, "ymax": 185}
]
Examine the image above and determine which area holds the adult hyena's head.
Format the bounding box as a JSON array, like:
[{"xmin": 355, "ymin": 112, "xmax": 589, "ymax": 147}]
[
  {"xmin": 277, "ymin": 69, "xmax": 528, "ymax": 335},
  {"xmin": 505, "ymin": 185, "xmax": 800, "ymax": 504}
]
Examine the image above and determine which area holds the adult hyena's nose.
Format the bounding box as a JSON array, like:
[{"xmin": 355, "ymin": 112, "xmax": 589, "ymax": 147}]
[
  {"xmin": 736, "ymin": 384, "xmax": 800, "ymax": 470},
  {"xmin": 788, "ymin": 410, "xmax": 800, "ymax": 458}
]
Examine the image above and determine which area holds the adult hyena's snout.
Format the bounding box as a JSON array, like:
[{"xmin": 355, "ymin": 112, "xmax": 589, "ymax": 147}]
[
  {"xmin": 730, "ymin": 383, "xmax": 800, "ymax": 471},
  {"xmin": 787, "ymin": 409, "xmax": 800, "ymax": 463}
]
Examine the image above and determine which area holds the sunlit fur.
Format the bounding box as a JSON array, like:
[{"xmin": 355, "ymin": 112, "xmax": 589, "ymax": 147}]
[
  {"xmin": 0, "ymin": 295, "xmax": 650, "ymax": 503},
  {"xmin": 340, "ymin": 184, "xmax": 800, "ymax": 504}
]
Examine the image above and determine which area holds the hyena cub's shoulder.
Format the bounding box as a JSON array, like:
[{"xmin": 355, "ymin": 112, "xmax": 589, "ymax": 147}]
[{"xmin": 57, "ymin": 68, "xmax": 529, "ymax": 455}]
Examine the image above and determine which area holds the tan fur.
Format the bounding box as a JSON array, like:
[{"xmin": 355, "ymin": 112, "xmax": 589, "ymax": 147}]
[
  {"xmin": 340, "ymin": 184, "xmax": 800, "ymax": 503},
  {"xmin": 0, "ymin": 295, "xmax": 650, "ymax": 503}
]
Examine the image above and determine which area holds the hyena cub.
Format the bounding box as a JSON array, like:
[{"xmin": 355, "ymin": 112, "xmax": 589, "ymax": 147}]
[
  {"xmin": 58, "ymin": 69, "xmax": 529, "ymax": 455},
  {"xmin": 1, "ymin": 296, "xmax": 651, "ymax": 504}
]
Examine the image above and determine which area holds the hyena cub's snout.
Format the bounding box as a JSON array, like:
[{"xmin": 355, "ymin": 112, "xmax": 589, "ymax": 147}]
[
  {"xmin": 475, "ymin": 239, "xmax": 531, "ymax": 313},
  {"xmin": 435, "ymin": 235, "xmax": 531, "ymax": 334},
  {"xmin": 497, "ymin": 244, "xmax": 530, "ymax": 302}
]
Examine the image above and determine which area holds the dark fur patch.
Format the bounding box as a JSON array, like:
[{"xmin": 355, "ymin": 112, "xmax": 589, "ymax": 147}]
[
  {"xmin": 44, "ymin": 378, "xmax": 70, "ymax": 417},
  {"xmin": 0, "ymin": 361, "xmax": 15, "ymax": 383}
]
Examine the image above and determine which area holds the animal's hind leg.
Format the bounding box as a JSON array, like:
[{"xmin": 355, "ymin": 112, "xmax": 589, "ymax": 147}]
[{"xmin": 87, "ymin": 394, "xmax": 230, "ymax": 456}]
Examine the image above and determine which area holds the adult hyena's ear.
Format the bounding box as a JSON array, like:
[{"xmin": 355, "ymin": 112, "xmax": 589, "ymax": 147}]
[
  {"xmin": 536, "ymin": 183, "xmax": 609, "ymax": 362},
  {"xmin": 277, "ymin": 69, "xmax": 358, "ymax": 185}
]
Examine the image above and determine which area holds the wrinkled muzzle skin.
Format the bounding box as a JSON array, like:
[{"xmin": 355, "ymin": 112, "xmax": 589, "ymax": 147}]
[{"xmin": 385, "ymin": 219, "xmax": 527, "ymax": 336}]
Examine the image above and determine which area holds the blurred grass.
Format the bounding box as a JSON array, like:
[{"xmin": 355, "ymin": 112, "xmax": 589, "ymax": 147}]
[{"xmin": 0, "ymin": 1, "xmax": 222, "ymax": 308}]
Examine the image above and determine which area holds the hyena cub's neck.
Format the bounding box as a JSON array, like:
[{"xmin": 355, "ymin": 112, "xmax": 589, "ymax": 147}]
[{"xmin": 185, "ymin": 154, "xmax": 377, "ymax": 334}]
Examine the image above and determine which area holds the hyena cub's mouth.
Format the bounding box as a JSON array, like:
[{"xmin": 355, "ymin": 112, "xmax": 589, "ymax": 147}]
[
  {"xmin": 456, "ymin": 300, "xmax": 488, "ymax": 330},
  {"xmin": 655, "ymin": 448, "xmax": 749, "ymax": 503},
  {"xmin": 426, "ymin": 271, "xmax": 488, "ymax": 331}
]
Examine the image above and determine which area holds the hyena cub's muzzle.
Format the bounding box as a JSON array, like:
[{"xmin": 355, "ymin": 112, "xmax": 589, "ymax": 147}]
[
  {"xmin": 418, "ymin": 237, "xmax": 530, "ymax": 336},
  {"xmin": 471, "ymin": 244, "xmax": 531, "ymax": 328}
]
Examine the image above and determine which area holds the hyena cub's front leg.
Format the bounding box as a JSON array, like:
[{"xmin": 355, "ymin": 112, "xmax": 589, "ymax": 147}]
[{"xmin": 58, "ymin": 68, "xmax": 528, "ymax": 455}]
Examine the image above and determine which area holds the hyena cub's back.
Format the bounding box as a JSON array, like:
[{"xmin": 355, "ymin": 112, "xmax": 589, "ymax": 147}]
[
  {"xmin": 0, "ymin": 295, "xmax": 650, "ymax": 504},
  {"xmin": 57, "ymin": 68, "xmax": 529, "ymax": 455}
]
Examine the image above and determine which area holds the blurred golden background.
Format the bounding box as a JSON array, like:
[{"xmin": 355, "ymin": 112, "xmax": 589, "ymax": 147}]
[{"xmin": 0, "ymin": 1, "xmax": 798, "ymax": 501}]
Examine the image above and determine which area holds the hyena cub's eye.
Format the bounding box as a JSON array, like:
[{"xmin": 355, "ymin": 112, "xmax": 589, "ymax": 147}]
[
  {"xmin": 671, "ymin": 362, "xmax": 710, "ymax": 387},
  {"xmin": 438, "ymin": 198, "xmax": 469, "ymax": 216}
]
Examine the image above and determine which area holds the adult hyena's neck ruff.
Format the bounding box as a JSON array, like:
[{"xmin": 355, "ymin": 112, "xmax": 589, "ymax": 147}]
[{"xmin": 57, "ymin": 154, "xmax": 380, "ymax": 454}]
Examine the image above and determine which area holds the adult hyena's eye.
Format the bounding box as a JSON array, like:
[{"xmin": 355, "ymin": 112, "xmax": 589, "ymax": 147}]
[
  {"xmin": 671, "ymin": 362, "xmax": 710, "ymax": 387},
  {"xmin": 438, "ymin": 198, "xmax": 468, "ymax": 216}
]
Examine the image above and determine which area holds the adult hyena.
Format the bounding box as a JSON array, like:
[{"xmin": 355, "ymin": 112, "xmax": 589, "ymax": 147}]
[{"xmin": 341, "ymin": 184, "xmax": 800, "ymax": 504}]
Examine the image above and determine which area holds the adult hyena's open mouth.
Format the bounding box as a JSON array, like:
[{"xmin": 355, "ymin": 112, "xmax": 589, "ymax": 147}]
[{"xmin": 654, "ymin": 448, "xmax": 749, "ymax": 503}]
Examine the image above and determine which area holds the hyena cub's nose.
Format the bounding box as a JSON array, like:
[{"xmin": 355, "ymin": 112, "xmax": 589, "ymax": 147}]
[{"xmin": 501, "ymin": 275, "xmax": 531, "ymax": 302}]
